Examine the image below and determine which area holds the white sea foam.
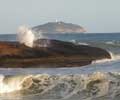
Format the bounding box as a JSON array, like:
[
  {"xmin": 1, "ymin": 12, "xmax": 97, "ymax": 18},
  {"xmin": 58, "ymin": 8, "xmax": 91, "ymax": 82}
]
[
  {"xmin": 105, "ymin": 41, "xmax": 115, "ymax": 45},
  {"xmin": 92, "ymin": 51, "xmax": 120, "ymax": 64},
  {"xmin": 0, "ymin": 75, "xmax": 23, "ymax": 93},
  {"xmin": 70, "ymin": 40, "xmax": 89, "ymax": 45},
  {"xmin": 70, "ymin": 39, "xmax": 76, "ymax": 43},
  {"xmin": 0, "ymin": 75, "xmax": 34, "ymax": 94},
  {"xmin": 77, "ymin": 42, "xmax": 89, "ymax": 45},
  {"xmin": 0, "ymin": 72, "xmax": 120, "ymax": 100},
  {"xmin": 92, "ymin": 58, "xmax": 112, "ymax": 64}
]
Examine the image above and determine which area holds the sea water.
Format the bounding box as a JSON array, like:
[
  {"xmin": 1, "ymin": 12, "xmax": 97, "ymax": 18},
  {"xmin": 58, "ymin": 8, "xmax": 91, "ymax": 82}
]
[{"xmin": 0, "ymin": 33, "xmax": 120, "ymax": 100}]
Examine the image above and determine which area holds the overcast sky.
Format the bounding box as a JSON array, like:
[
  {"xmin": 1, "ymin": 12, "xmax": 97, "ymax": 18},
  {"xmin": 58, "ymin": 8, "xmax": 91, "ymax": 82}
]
[{"xmin": 0, "ymin": 0, "xmax": 120, "ymax": 33}]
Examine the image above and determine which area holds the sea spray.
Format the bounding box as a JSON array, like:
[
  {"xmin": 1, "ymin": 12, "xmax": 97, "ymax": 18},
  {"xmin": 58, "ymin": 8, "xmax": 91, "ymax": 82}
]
[
  {"xmin": 0, "ymin": 75, "xmax": 23, "ymax": 93},
  {"xmin": 17, "ymin": 26, "xmax": 35, "ymax": 47},
  {"xmin": 17, "ymin": 26, "xmax": 45, "ymax": 48},
  {"xmin": 33, "ymin": 30, "xmax": 44, "ymax": 41},
  {"xmin": 110, "ymin": 52, "xmax": 120, "ymax": 61},
  {"xmin": 0, "ymin": 75, "xmax": 33, "ymax": 94}
]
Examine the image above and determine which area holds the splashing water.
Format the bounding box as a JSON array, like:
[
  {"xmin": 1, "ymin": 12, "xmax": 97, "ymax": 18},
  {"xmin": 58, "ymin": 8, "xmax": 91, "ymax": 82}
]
[
  {"xmin": 17, "ymin": 26, "xmax": 35, "ymax": 47},
  {"xmin": 0, "ymin": 72, "xmax": 120, "ymax": 100},
  {"xmin": 0, "ymin": 75, "xmax": 23, "ymax": 93},
  {"xmin": 0, "ymin": 75, "xmax": 33, "ymax": 94},
  {"xmin": 92, "ymin": 51, "xmax": 120, "ymax": 64}
]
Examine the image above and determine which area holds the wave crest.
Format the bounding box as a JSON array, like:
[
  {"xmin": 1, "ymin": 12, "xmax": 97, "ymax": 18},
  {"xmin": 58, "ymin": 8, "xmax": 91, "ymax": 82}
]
[
  {"xmin": 0, "ymin": 72, "xmax": 120, "ymax": 99},
  {"xmin": 92, "ymin": 51, "xmax": 120, "ymax": 64}
]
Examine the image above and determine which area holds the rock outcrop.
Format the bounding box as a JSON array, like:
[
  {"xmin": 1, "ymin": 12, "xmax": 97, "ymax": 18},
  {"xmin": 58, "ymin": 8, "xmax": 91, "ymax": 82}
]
[{"xmin": 0, "ymin": 39, "xmax": 111, "ymax": 68}]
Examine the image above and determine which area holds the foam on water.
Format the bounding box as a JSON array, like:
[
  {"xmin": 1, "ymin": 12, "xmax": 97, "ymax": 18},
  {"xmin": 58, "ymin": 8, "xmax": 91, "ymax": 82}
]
[
  {"xmin": 106, "ymin": 41, "xmax": 115, "ymax": 45},
  {"xmin": 92, "ymin": 51, "xmax": 120, "ymax": 64},
  {"xmin": 0, "ymin": 75, "xmax": 33, "ymax": 93},
  {"xmin": 0, "ymin": 72, "xmax": 120, "ymax": 100},
  {"xmin": 70, "ymin": 40, "xmax": 89, "ymax": 45}
]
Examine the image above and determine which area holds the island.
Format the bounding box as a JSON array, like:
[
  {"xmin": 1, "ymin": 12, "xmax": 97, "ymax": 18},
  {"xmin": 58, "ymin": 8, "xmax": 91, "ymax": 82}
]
[
  {"xmin": 0, "ymin": 39, "xmax": 111, "ymax": 68},
  {"xmin": 32, "ymin": 21, "xmax": 86, "ymax": 34}
]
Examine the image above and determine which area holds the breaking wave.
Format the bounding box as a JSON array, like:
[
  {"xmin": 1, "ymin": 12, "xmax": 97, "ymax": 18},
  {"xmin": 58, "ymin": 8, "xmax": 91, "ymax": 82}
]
[
  {"xmin": 0, "ymin": 72, "xmax": 120, "ymax": 100},
  {"xmin": 92, "ymin": 50, "xmax": 120, "ymax": 64}
]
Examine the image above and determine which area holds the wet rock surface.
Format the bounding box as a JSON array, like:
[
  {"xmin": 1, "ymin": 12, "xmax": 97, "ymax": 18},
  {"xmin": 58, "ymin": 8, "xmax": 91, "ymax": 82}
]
[{"xmin": 0, "ymin": 39, "xmax": 111, "ymax": 68}]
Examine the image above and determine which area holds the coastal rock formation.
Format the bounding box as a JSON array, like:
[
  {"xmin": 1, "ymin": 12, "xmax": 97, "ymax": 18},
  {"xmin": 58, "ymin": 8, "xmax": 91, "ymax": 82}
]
[
  {"xmin": 0, "ymin": 39, "xmax": 111, "ymax": 68},
  {"xmin": 32, "ymin": 22, "xmax": 86, "ymax": 34}
]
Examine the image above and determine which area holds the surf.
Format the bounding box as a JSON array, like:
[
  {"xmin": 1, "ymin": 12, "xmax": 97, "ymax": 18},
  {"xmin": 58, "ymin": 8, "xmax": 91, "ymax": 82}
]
[
  {"xmin": 92, "ymin": 51, "xmax": 120, "ymax": 64},
  {"xmin": 0, "ymin": 72, "xmax": 120, "ymax": 100},
  {"xmin": 0, "ymin": 75, "xmax": 33, "ymax": 93}
]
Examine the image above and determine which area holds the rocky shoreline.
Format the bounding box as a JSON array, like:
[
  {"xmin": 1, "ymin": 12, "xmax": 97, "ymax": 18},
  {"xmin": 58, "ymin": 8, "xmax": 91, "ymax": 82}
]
[{"xmin": 0, "ymin": 39, "xmax": 111, "ymax": 68}]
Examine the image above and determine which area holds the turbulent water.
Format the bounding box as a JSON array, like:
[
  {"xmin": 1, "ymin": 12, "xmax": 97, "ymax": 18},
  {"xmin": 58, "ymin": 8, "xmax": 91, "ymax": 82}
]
[{"xmin": 0, "ymin": 33, "xmax": 120, "ymax": 100}]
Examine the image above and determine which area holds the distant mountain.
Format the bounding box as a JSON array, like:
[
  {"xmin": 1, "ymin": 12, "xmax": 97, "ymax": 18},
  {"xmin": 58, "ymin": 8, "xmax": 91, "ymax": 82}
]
[{"xmin": 32, "ymin": 21, "xmax": 86, "ymax": 34}]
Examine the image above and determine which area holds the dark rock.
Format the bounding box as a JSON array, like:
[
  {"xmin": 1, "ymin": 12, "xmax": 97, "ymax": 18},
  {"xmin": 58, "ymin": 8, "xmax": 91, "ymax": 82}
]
[
  {"xmin": 34, "ymin": 39, "xmax": 111, "ymax": 59},
  {"xmin": 0, "ymin": 39, "xmax": 111, "ymax": 68}
]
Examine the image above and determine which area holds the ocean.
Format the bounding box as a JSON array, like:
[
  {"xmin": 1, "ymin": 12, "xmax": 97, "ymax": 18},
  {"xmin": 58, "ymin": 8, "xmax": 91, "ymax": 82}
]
[{"xmin": 0, "ymin": 33, "xmax": 120, "ymax": 100}]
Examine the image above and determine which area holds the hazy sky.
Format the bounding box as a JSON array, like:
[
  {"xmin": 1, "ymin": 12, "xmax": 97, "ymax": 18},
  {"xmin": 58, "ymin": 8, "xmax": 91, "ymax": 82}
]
[{"xmin": 0, "ymin": 0, "xmax": 120, "ymax": 33}]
